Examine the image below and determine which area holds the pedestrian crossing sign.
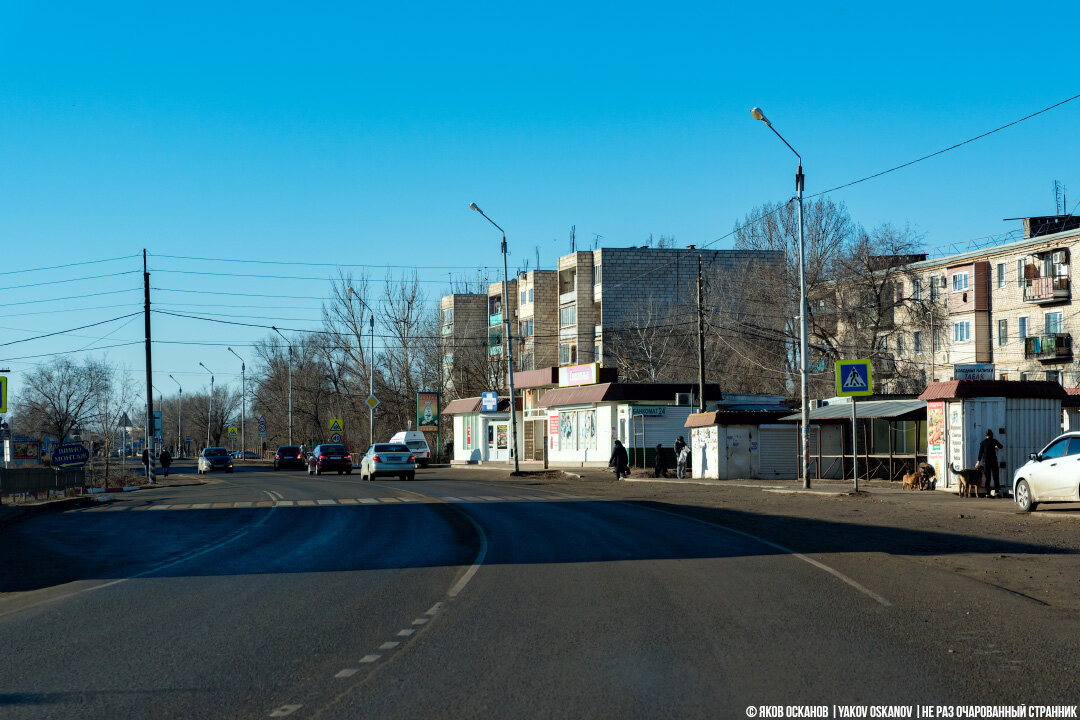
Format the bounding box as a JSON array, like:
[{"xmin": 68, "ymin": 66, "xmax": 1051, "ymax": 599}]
[
  {"xmin": 835, "ymin": 359, "xmax": 873, "ymax": 397},
  {"xmin": 328, "ymin": 418, "xmax": 344, "ymax": 433}
]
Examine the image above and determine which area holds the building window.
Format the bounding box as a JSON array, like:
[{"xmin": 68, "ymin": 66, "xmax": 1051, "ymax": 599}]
[
  {"xmin": 897, "ymin": 334, "xmax": 905, "ymax": 353},
  {"xmin": 518, "ymin": 352, "xmax": 533, "ymax": 371},
  {"xmin": 520, "ymin": 289, "xmax": 527, "ymax": 305},
  {"xmin": 1019, "ymin": 372, "xmax": 1030, "ymax": 382},
  {"xmin": 1045, "ymin": 311, "xmax": 1063, "ymax": 335},
  {"xmin": 519, "ymin": 320, "xmax": 533, "ymax": 338},
  {"xmin": 996, "ymin": 263, "xmax": 1005, "ymax": 289},
  {"xmin": 997, "ymin": 319, "xmax": 1007, "ymax": 346},
  {"xmin": 1017, "ymin": 258, "xmax": 1025, "ymax": 286},
  {"xmin": 1046, "ymin": 370, "xmax": 1062, "ymax": 385},
  {"xmin": 441, "ymin": 307, "xmax": 453, "ymax": 334},
  {"xmin": 951, "ymin": 272, "xmax": 969, "ymax": 292},
  {"xmin": 933, "ymin": 329, "xmax": 941, "ymax": 352},
  {"xmin": 559, "ymin": 304, "xmax": 576, "ymax": 328},
  {"xmin": 930, "ymin": 281, "xmax": 939, "ymax": 302},
  {"xmin": 593, "ymin": 264, "xmax": 601, "ymax": 285},
  {"xmin": 559, "ymin": 340, "xmax": 577, "ymax": 365},
  {"xmin": 999, "ymin": 373, "xmax": 1009, "ymax": 381},
  {"xmin": 912, "ymin": 279, "xmax": 922, "ymax": 301},
  {"xmin": 1018, "ymin": 316, "xmax": 1028, "ymax": 339},
  {"xmin": 913, "ymin": 331, "xmax": 922, "ymax": 353},
  {"xmin": 894, "ymin": 280, "xmax": 904, "ymax": 302},
  {"xmin": 877, "ymin": 335, "xmax": 888, "ymax": 351},
  {"xmin": 528, "ymin": 288, "xmax": 533, "ymax": 303},
  {"xmin": 953, "ymin": 321, "xmax": 970, "ymax": 343}
]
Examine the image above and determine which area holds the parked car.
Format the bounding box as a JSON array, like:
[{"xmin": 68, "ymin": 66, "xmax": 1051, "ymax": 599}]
[
  {"xmin": 231, "ymin": 450, "xmax": 261, "ymax": 459},
  {"xmin": 389, "ymin": 431, "xmax": 431, "ymax": 467},
  {"xmin": 273, "ymin": 445, "xmax": 306, "ymax": 470},
  {"xmin": 359, "ymin": 443, "xmax": 416, "ymax": 481},
  {"xmin": 1012, "ymin": 432, "xmax": 1080, "ymax": 511},
  {"xmin": 307, "ymin": 444, "xmax": 353, "ymax": 476},
  {"xmin": 198, "ymin": 447, "xmax": 234, "ymax": 474}
]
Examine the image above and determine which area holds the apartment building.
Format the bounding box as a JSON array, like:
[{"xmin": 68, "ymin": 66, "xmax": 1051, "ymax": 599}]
[
  {"xmin": 439, "ymin": 293, "xmax": 488, "ymax": 395},
  {"xmin": 884, "ymin": 215, "xmax": 1080, "ymax": 387},
  {"xmin": 514, "ymin": 270, "xmax": 558, "ymax": 371}
]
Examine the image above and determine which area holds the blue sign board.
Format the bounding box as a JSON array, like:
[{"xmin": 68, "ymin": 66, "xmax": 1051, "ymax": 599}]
[
  {"xmin": 481, "ymin": 391, "xmax": 498, "ymax": 412},
  {"xmin": 51, "ymin": 443, "xmax": 90, "ymax": 468},
  {"xmin": 835, "ymin": 359, "xmax": 873, "ymax": 397}
]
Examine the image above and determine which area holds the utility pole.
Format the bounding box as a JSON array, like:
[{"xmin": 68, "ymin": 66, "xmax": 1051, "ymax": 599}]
[
  {"xmin": 142, "ymin": 250, "xmax": 155, "ymax": 482},
  {"xmin": 697, "ymin": 256, "xmax": 706, "ymax": 413},
  {"xmin": 271, "ymin": 327, "xmax": 294, "ymax": 446}
]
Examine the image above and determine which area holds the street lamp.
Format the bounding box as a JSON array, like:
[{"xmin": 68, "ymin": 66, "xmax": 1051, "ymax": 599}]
[
  {"xmin": 227, "ymin": 347, "xmax": 246, "ymax": 460},
  {"xmin": 751, "ymin": 106, "xmax": 810, "ymax": 489},
  {"xmin": 199, "ymin": 362, "xmax": 214, "ymax": 448},
  {"xmin": 469, "ymin": 202, "xmax": 520, "ymax": 474},
  {"xmin": 347, "ymin": 288, "xmax": 377, "ymax": 447},
  {"xmin": 270, "ymin": 327, "xmax": 293, "ymax": 446},
  {"xmin": 168, "ymin": 374, "xmax": 182, "ymax": 457}
]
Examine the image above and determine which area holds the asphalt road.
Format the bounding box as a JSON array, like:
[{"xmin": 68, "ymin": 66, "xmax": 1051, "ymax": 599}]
[{"xmin": 1, "ymin": 464, "xmax": 1077, "ymax": 719}]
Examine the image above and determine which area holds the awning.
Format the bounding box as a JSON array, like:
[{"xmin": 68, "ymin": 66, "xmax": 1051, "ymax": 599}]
[
  {"xmin": 779, "ymin": 399, "xmax": 926, "ymax": 423},
  {"xmin": 538, "ymin": 382, "xmax": 723, "ymax": 408},
  {"xmin": 685, "ymin": 410, "xmax": 790, "ymax": 427},
  {"xmin": 918, "ymin": 380, "xmax": 1067, "ymax": 401},
  {"xmin": 441, "ymin": 396, "xmax": 518, "ymax": 415}
]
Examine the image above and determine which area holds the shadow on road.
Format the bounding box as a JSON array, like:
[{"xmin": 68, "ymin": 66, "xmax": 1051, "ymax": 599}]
[{"xmin": 1, "ymin": 499, "xmax": 1073, "ymax": 594}]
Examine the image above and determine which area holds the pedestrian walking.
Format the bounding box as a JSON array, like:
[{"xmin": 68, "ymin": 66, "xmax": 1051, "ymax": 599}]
[
  {"xmin": 677, "ymin": 444, "xmax": 689, "ymax": 479},
  {"xmin": 141, "ymin": 448, "xmax": 150, "ymax": 475},
  {"xmin": 977, "ymin": 429, "xmax": 1004, "ymax": 497},
  {"xmin": 653, "ymin": 443, "xmax": 669, "ymax": 478},
  {"xmin": 158, "ymin": 448, "xmax": 172, "ymax": 478},
  {"xmin": 609, "ymin": 439, "xmax": 629, "ymax": 480},
  {"xmin": 674, "ymin": 435, "xmax": 686, "ymax": 457}
]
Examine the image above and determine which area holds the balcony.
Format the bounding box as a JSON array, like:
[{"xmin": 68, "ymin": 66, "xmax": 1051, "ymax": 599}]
[
  {"xmin": 559, "ymin": 290, "xmax": 577, "ymax": 305},
  {"xmin": 1023, "ymin": 276, "xmax": 1070, "ymax": 304},
  {"xmin": 489, "ymin": 313, "xmax": 503, "ymax": 326},
  {"xmin": 1024, "ymin": 333, "xmax": 1072, "ymax": 362}
]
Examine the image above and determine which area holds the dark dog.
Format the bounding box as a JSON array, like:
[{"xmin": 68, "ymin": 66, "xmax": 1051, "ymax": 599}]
[{"xmin": 950, "ymin": 463, "xmax": 980, "ymax": 498}]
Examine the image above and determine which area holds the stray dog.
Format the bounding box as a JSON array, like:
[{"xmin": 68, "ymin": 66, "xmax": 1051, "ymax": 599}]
[
  {"xmin": 917, "ymin": 462, "xmax": 936, "ymax": 490},
  {"xmin": 950, "ymin": 464, "xmax": 980, "ymax": 498},
  {"xmin": 902, "ymin": 472, "xmax": 922, "ymax": 490}
]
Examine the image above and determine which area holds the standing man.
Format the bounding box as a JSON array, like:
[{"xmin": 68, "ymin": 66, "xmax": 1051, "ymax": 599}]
[
  {"xmin": 158, "ymin": 447, "xmax": 172, "ymax": 478},
  {"xmin": 653, "ymin": 443, "xmax": 669, "ymax": 478},
  {"xmin": 141, "ymin": 448, "xmax": 150, "ymax": 476},
  {"xmin": 977, "ymin": 429, "xmax": 1004, "ymax": 498},
  {"xmin": 609, "ymin": 439, "xmax": 629, "ymax": 480}
]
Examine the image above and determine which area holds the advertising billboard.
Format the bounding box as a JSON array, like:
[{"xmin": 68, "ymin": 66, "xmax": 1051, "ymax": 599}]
[{"xmin": 417, "ymin": 392, "xmax": 439, "ymax": 432}]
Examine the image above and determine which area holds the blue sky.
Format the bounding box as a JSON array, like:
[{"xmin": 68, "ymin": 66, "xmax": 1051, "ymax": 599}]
[{"xmin": 1, "ymin": 1, "xmax": 1079, "ymax": 406}]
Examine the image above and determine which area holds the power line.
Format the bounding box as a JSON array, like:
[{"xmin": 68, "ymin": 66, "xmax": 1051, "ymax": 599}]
[
  {"xmin": 0, "ymin": 313, "xmax": 142, "ymax": 348},
  {"xmin": 2, "ymin": 288, "xmax": 141, "ymax": 307},
  {"xmin": 0, "ymin": 271, "xmax": 140, "ymax": 293},
  {"xmin": 149, "ymin": 253, "xmax": 494, "ymax": 271},
  {"xmin": 0, "ymin": 253, "xmax": 140, "ymax": 276}
]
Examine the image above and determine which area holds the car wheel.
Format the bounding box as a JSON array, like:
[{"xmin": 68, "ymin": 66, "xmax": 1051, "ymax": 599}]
[
  {"xmin": 1014, "ymin": 480, "xmax": 1036, "ymax": 512},
  {"xmin": 346, "ymin": 468, "xmax": 352, "ymax": 475},
  {"xmin": 407, "ymin": 472, "xmax": 415, "ymax": 481}
]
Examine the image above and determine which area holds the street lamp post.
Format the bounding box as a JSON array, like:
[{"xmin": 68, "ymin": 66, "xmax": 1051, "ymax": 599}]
[
  {"xmin": 168, "ymin": 374, "xmax": 182, "ymax": 457},
  {"xmin": 751, "ymin": 106, "xmax": 811, "ymax": 489},
  {"xmin": 346, "ymin": 288, "xmax": 377, "ymax": 447},
  {"xmin": 469, "ymin": 202, "xmax": 520, "ymax": 474},
  {"xmin": 227, "ymin": 347, "xmax": 246, "ymax": 460},
  {"xmin": 199, "ymin": 362, "xmax": 214, "ymax": 448},
  {"xmin": 270, "ymin": 327, "xmax": 294, "ymax": 446}
]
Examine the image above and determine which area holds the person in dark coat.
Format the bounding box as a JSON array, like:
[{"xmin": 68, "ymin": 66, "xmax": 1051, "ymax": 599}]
[
  {"xmin": 674, "ymin": 436, "xmax": 687, "ymax": 456},
  {"xmin": 141, "ymin": 449, "xmax": 150, "ymax": 475},
  {"xmin": 609, "ymin": 439, "xmax": 629, "ymax": 480},
  {"xmin": 158, "ymin": 448, "xmax": 172, "ymax": 477},
  {"xmin": 977, "ymin": 429, "xmax": 1004, "ymax": 497},
  {"xmin": 654, "ymin": 443, "xmax": 669, "ymax": 478}
]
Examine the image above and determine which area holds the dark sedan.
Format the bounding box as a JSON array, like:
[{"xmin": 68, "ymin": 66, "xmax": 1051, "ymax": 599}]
[
  {"xmin": 307, "ymin": 444, "xmax": 353, "ymax": 476},
  {"xmin": 273, "ymin": 445, "xmax": 306, "ymax": 470}
]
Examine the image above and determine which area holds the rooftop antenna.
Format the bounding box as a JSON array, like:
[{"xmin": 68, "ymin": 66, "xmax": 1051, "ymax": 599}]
[
  {"xmin": 535, "ymin": 246, "xmax": 540, "ymax": 271},
  {"xmin": 592, "ymin": 233, "xmax": 603, "ymax": 250},
  {"xmin": 570, "ymin": 225, "xmax": 576, "ymax": 253},
  {"xmin": 1054, "ymin": 180, "xmax": 1066, "ymax": 216}
]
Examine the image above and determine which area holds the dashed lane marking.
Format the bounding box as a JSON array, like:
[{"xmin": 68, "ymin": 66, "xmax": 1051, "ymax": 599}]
[
  {"xmin": 234, "ymin": 501, "xmax": 253, "ymax": 508},
  {"xmin": 296, "ymin": 500, "xmax": 316, "ymax": 506},
  {"xmin": 377, "ymin": 497, "xmax": 400, "ymax": 502},
  {"xmin": 378, "ymin": 641, "xmax": 400, "ymax": 650},
  {"xmin": 359, "ymin": 654, "xmax": 382, "ymax": 663},
  {"xmin": 211, "ymin": 502, "xmax": 232, "ymax": 509},
  {"xmin": 190, "ymin": 503, "xmax": 211, "ymax": 509},
  {"xmin": 334, "ymin": 668, "xmax": 359, "ymax": 678},
  {"xmin": 275, "ymin": 500, "xmax": 294, "ymax": 506},
  {"xmin": 412, "ymin": 617, "xmax": 428, "ymax": 625},
  {"xmin": 338, "ymin": 498, "xmax": 358, "ymax": 504},
  {"xmin": 148, "ymin": 505, "xmax": 171, "ymax": 511},
  {"xmin": 440, "ymin": 496, "xmax": 463, "ymax": 502},
  {"xmin": 357, "ymin": 498, "xmax": 379, "ymax": 504},
  {"xmin": 425, "ymin": 602, "xmax": 443, "ymax": 615},
  {"xmin": 397, "ymin": 629, "xmax": 415, "ymax": 637},
  {"xmin": 269, "ymin": 704, "xmax": 302, "ymax": 717},
  {"xmin": 458, "ymin": 496, "xmax": 483, "ymax": 502},
  {"xmin": 316, "ymin": 499, "xmax": 337, "ymax": 505}
]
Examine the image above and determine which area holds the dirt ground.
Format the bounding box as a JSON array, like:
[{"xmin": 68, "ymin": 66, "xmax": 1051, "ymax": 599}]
[{"xmin": 492, "ymin": 467, "xmax": 1080, "ymax": 612}]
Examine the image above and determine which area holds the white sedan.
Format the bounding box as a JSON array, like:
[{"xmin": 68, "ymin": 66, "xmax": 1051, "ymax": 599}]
[{"xmin": 1012, "ymin": 431, "xmax": 1080, "ymax": 512}]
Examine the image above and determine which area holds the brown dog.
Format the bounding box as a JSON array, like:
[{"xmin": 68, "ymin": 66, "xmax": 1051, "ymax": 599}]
[
  {"xmin": 917, "ymin": 463, "xmax": 936, "ymax": 490},
  {"xmin": 902, "ymin": 472, "xmax": 922, "ymax": 490},
  {"xmin": 950, "ymin": 463, "xmax": 980, "ymax": 498}
]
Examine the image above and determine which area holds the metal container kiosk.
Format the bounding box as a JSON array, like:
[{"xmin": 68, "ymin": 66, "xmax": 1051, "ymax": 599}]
[{"xmin": 918, "ymin": 380, "xmax": 1065, "ymax": 494}]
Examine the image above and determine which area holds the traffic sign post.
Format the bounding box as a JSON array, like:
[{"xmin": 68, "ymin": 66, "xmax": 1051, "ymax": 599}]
[
  {"xmin": 481, "ymin": 391, "xmax": 498, "ymax": 412},
  {"xmin": 835, "ymin": 360, "xmax": 873, "ymax": 492},
  {"xmin": 328, "ymin": 418, "xmax": 344, "ymax": 433},
  {"xmin": 0, "ymin": 375, "xmax": 7, "ymax": 414},
  {"xmin": 330, "ymin": 432, "xmax": 341, "ymax": 443}
]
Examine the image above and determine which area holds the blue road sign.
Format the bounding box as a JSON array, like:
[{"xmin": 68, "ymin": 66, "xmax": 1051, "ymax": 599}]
[
  {"xmin": 481, "ymin": 391, "xmax": 498, "ymax": 412},
  {"xmin": 835, "ymin": 360, "xmax": 873, "ymax": 397}
]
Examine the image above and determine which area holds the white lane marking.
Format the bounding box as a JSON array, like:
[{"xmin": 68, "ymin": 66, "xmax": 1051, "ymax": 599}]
[
  {"xmin": 0, "ymin": 491, "xmax": 281, "ymax": 621},
  {"xmin": 359, "ymin": 654, "xmax": 382, "ymax": 663},
  {"xmin": 378, "ymin": 641, "xmax": 400, "ymax": 650},
  {"xmin": 234, "ymin": 501, "xmax": 253, "ymax": 508},
  {"xmin": 148, "ymin": 505, "xmax": 171, "ymax": 511},
  {"xmin": 523, "ymin": 495, "xmax": 551, "ymax": 500},
  {"xmin": 440, "ymin": 496, "xmax": 463, "ymax": 502},
  {"xmin": 275, "ymin": 500, "xmax": 294, "ymax": 506},
  {"xmin": 458, "ymin": 496, "xmax": 483, "ymax": 502},
  {"xmin": 269, "ymin": 490, "xmax": 283, "ymax": 500},
  {"xmin": 357, "ymin": 498, "xmax": 379, "ymax": 504},
  {"xmin": 397, "ymin": 497, "xmax": 418, "ymax": 502},
  {"xmin": 446, "ymin": 505, "xmax": 488, "ymax": 599},
  {"xmin": 269, "ymin": 704, "xmax": 302, "ymax": 717},
  {"xmin": 397, "ymin": 629, "xmax": 415, "ymax": 637},
  {"xmin": 425, "ymin": 602, "xmax": 443, "ymax": 615},
  {"xmin": 316, "ymin": 499, "xmax": 336, "ymax": 505},
  {"xmin": 190, "ymin": 503, "xmax": 211, "ymax": 509},
  {"xmin": 377, "ymin": 497, "xmax": 400, "ymax": 503},
  {"xmin": 629, "ymin": 503, "xmax": 892, "ymax": 607},
  {"xmin": 335, "ymin": 668, "xmax": 359, "ymax": 678},
  {"xmin": 411, "ymin": 617, "xmax": 428, "ymax": 625},
  {"xmin": 478, "ymin": 496, "xmax": 502, "ymax": 501}
]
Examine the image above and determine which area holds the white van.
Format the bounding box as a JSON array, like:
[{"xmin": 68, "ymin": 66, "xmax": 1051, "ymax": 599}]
[{"xmin": 389, "ymin": 431, "xmax": 431, "ymax": 467}]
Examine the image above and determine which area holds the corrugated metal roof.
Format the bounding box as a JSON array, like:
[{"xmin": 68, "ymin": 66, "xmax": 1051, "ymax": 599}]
[
  {"xmin": 779, "ymin": 399, "xmax": 926, "ymax": 422},
  {"xmin": 441, "ymin": 397, "xmax": 517, "ymax": 415},
  {"xmin": 537, "ymin": 382, "xmax": 723, "ymax": 408},
  {"xmin": 918, "ymin": 380, "xmax": 1067, "ymax": 401},
  {"xmin": 685, "ymin": 409, "xmax": 790, "ymax": 427}
]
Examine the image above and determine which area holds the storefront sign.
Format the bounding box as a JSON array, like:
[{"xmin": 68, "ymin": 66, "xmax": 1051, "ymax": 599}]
[
  {"xmin": 548, "ymin": 414, "xmax": 560, "ymax": 451},
  {"xmin": 953, "ymin": 363, "xmax": 994, "ymax": 381},
  {"xmin": 631, "ymin": 406, "xmax": 666, "ymax": 417},
  {"xmin": 51, "ymin": 443, "xmax": 90, "ymax": 468},
  {"xmin": 13, "ymin": 440, "xmax": 40, "ymax": 460},
  {"xmin": 558, "ymin": 362, "xmax": 599, "ymax": 387}
]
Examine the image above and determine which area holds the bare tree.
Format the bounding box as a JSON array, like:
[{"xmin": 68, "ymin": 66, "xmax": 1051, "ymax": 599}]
[{"xmin": 13, "ymin": 357, "xmax": 101, "ymax": 446}]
